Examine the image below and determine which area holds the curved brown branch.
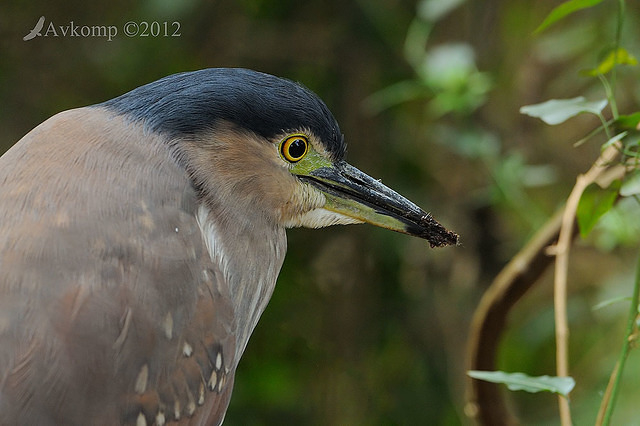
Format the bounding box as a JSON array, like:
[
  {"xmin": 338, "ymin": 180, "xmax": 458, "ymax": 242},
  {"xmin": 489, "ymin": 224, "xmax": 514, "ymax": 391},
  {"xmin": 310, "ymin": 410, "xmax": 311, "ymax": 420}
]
[
  {"xmin": 552, "ymin": 144, "xmax": 621, "ymax": 425},
  {"xmin": 464, "ymin": 209, "xmax": 568, "ymax": 426},
  {"xmin": 464, "ymin": 151, "xmax": 625, "ymax": 426}
]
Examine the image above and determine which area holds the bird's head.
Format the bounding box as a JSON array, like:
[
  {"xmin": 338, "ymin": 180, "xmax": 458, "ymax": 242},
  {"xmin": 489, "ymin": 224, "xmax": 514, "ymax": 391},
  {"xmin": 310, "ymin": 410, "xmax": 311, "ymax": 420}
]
[{"xmin": 103, "ymin": 68, "xmax": 458, "ymax": 248}]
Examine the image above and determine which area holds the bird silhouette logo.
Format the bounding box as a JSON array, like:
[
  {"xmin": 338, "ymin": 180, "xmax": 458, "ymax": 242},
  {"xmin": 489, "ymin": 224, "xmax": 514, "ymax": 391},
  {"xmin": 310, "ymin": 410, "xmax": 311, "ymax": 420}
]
[{"xmin": 23, "ymin": 16, "xmax": 45, "ymax": 41}]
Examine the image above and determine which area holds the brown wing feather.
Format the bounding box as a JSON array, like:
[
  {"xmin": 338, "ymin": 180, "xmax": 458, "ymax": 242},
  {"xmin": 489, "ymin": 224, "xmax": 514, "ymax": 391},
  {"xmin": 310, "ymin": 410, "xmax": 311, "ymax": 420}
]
[{"xmin": 0, "ymin": 108, "xmax": 236, "ymax": 425}]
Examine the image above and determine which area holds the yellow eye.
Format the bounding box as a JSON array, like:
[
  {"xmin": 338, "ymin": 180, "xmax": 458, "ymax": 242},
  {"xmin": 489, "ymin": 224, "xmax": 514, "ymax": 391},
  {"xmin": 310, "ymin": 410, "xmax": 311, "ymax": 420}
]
[{"xmin": 280, "ymin": 134, "xmax": 309, "ymax": 163}]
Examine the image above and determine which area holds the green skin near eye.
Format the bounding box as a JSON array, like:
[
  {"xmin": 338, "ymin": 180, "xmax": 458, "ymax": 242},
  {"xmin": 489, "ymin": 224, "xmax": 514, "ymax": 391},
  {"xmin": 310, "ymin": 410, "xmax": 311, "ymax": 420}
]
[{"xmin": 288, "ymin": 145, "xmax": 332, "ymax": 175}]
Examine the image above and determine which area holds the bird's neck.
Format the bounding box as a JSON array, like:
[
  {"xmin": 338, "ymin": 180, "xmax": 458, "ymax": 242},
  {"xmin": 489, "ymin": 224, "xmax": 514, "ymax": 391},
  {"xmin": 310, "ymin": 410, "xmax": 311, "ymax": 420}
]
[{"xmin": 196, "ymin": 203, "xmax": 286, "ymax": 362}]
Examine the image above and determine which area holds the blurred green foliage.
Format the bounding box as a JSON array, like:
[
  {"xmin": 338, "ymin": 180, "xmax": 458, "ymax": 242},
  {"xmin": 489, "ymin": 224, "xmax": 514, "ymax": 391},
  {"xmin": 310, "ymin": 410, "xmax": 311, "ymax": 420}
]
[{"xmin": 2, "ymin": 0, "xmax": 640, "ymax": 424}]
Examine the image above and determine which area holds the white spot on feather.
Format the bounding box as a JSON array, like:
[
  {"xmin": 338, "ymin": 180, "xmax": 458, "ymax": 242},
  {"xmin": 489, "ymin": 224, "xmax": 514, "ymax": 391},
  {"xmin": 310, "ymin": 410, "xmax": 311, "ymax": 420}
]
[
  {"xmin": 173, "ymin": 401, "xmax": 181, "ymax": 420},
  {"xmin": 182, "ymin": 342, "xmax": 193, "ymax": 357},
  {"xmin": 208, "ymin": 370, "xmax": 217, "ymax": 391},
  {"xmin": 215, "ymin": 352, "xmax": 222, "ymax": 370},
  {"xmin": 198, "ymin": 382, "xmax": 205, "ymax": 405},
  {"xmin": 134, "ymin": 364, "xmax": 149, "ymax": 394},
  {"xmin": 136, "ymin": 412, "xmax": 147, "ymax": 426},
  {"xmin": 156, "ymin": 412, "xmax": 166, "ymax": 426},
  {"xmin": 163, "ymin": 313, "xmax": 173, "ymax": 340},
  {"xmin": 187, "ymin": 401, "xmax": 196, "ymax": 416},
  {"xmin": 218, "ymin": 373, "xmax": 226, "ymax": 391},
  {"xmin": 112, "ymin": 307, "xmax": 132, "ymax": 350}
]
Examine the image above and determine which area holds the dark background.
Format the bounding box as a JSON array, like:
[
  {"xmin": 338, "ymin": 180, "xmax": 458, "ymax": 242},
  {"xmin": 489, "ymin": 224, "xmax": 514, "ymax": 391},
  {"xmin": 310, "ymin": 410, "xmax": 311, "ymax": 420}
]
[{"xmin": 2, "ymin": 0, "xmax": 640, "ymax": 424}]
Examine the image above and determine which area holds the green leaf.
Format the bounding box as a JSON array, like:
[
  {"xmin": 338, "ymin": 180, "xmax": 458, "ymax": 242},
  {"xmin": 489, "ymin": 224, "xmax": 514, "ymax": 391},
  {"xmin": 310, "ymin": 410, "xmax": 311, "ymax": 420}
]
[
  {"xmin": 417, "ymin": 0, "xmax": 466, "ymax": 23},
  {"xmin": 535, "ymin": 0, "xmax": 604, "ymax": 34},
  {"xmin": 520, "ymin": 97, "xmax": 607, "ymax": 125},
  {"xmin": 614, "ymin": 112, "xmax": 640, "ymax": 131},
  {"xmin": 467, "ymin": 370, "xmax": 575, "ymax": 396},
  {"xmin": 362, "ymin": 80, "xmax": 430, "ymax": 114},
  {"xmin": 582, "ymin": 48, "xmax": 638, "ymax": 76},
  {"xmin": 620, "ymin": 170, "xmax": 640, "ymax": 197},
  {"xmin": 577, "ymin": 181, "xmax": 621, "ymax": 238},
  {"xmin": 601, "ymin": 131, "xmax": 627, "ymax": 150},
  {"xmin": 593, "ymin": 296, "xmax": 632, "ymax": 311}
]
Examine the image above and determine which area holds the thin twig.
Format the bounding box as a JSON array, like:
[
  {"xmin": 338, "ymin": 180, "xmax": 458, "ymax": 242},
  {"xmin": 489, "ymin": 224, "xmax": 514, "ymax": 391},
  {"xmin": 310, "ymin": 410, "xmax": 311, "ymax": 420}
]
[
  {"xmin": 595, "ymin": 361, "xmax": 619, "ymax": 425},
  {"xmin": 598, "ymin": 250, "xmax": 640, "ymax": 425},
  {"xmin": 609, "ymin": 0, "xmax": 626, "ymax": 119},
  {"xmin": 551, "ymin": 143, "xmax": 621, "ymax": 426}
]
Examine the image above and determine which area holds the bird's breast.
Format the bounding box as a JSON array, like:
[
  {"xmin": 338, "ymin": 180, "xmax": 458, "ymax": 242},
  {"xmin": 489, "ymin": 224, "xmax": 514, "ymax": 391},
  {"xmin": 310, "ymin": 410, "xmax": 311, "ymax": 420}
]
[{"xmin": 195, "ymin": 203, "xmax": 287, "ymax": 362}]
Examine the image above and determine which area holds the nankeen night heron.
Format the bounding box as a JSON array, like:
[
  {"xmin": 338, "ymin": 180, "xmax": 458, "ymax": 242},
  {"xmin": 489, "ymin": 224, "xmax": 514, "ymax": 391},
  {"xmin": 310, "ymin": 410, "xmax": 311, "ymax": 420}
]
[{"xmin": 0, "ymin": 68, "xmax": 458, "ymax": 425}]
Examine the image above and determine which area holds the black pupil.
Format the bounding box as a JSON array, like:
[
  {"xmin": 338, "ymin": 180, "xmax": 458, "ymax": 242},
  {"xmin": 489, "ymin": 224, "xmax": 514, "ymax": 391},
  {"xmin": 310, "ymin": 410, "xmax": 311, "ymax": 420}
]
[{"xmin": 288, "ymin": 139, "xmax": 306, "ymax": 159}]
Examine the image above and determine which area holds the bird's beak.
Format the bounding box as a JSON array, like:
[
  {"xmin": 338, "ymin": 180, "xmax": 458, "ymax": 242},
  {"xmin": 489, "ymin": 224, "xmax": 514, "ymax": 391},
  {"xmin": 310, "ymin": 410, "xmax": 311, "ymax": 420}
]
[{"xmin": 299, "ymin": 161, "xmax": 458, "ymax": 248}]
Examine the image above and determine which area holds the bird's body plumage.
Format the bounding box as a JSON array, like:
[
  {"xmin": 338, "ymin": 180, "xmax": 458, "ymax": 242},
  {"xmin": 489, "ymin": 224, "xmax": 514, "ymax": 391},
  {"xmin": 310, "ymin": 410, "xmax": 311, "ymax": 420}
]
[
  {"xmin": 0, "ymin": 107, "xmax": 254, "ymax": 424},
  {"xmin": 0, "ymin": 68, "xmax": 457, "ymax": 425}
]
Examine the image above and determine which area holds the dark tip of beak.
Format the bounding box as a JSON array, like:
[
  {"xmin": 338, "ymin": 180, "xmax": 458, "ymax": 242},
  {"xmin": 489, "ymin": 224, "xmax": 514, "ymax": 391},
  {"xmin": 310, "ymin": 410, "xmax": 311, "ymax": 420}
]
[{"xmin": 409, "ymin": 213, "xmax": 460, "ymax": 248}]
